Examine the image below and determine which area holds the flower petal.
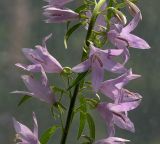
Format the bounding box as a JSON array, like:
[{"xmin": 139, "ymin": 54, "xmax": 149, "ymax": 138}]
[
  {"xmin": 122, "ymin": 12, "xmax": 141, "ymax": 33},
  {"xmin": 21, "ymin": 74, "xmax": 56, "ymax": 104},
  {"xmin": 113, "ymin": 112, "xmax": 135, "ymax": 132},
  {"xmin": 95, "ymin": 137, "xmax": 130, "ymax": 144},
  {"xmin": 108, "ymin": 100, "xmax": 141, "ymax": 113},
  {"xmin": 72, "ymin": 59, "xmax": 90, "ymax": 73},
  {"xmin": 91, "ymin": 60, "xmax": 104, "ymax": 92},
  {"xmin": 15, "ymin": 63, "xmax": 43, "ymax": 72},
  {"xmin": 44, "ymin": 7, "xmax": 79, "ymax": 23},
  {"xmin": 122, "ymin": 33, "xmax": 150, "ymax": 49},
  {"xmin": 32, "ymin": 112, "xmax": 38, "ymax": 138}
]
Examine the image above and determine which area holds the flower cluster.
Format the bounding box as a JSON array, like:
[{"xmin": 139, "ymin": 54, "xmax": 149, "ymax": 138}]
[
  {"xmin": 72, "ymin": 1, "xmax": 150, "ymax": 143},
  {"xmin": 12, "ymin": 0, "xmax": 150, "ymax": 144}
]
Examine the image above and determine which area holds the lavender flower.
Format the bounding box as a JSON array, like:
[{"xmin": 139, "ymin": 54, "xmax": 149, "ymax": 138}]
[
  {"xmin": 43, "ymin": 0, "xmax": 79, "ymax": 23},
  {"xmin": 43, "ymin": 7, "xmax": 79, "ymax": 23},
  {"xmin": 13, "ymin": 112, "xmax": 40, "ymax": 144},
  {"xmin": 97, "ymin": 101, "xmax": 141, "ymax": 136},
  {"xmin": 108, "ymin": 12, "xmax": 150, "ymax": 49},
  {"xmin": 100, "ymin": 69, "xmax": 142, "ymax": 102},
  {"xmin": 12, "ymin": 65, "xmax": 56, "ymax": 104},
  {"xmin": 95, "ymin": 137, "xmax": 130, "ymax": 144},
  {"xmin": 72, "ymin": 44, "xmax": 126, "ymax": 92},
  {"xmin": 16, "ymin": 34, "xmax": 63, "ymax": 73}
]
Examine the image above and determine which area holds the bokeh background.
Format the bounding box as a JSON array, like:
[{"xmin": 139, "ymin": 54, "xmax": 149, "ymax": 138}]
[{"xmin": 0, "ymin": 0, "xmax": 159, "ymax": 143}]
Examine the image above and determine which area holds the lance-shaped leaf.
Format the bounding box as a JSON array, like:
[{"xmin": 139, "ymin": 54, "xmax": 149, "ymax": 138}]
[{"xmin": 40, "ymin": 125, "xmax": 60, "ymax": 144}]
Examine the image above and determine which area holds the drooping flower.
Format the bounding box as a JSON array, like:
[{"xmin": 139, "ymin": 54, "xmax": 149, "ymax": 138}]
[
  {"xmin": 13, "ymin": 112, "xmax": 40, "ymax": 144},
  {"xmin": 97, "ymin": 101, "xmax": 141, "ymax": 135},
  {"xmin": 95, "ymin": 137, "xmax": 130, "ymax": 144},
  {"xmin": 72, "ymin": 44, "xmax": 127, "ymax": 92},
  {"xmin": 16, "ymin": 34, "xmax": 63, "ymax": 73},
  {"xmin": 43, "ymin": 7, "xmax": 79, "ymax": 23},
  {"xmin": 12, "ymin": 65, "xmax": 56, "ymax": 104},
  {"xmin": 43, "ymin": 0, "xmax": 79, "ymax": 23},
  {"xmin": 100, "ymin": 69, "xmax": 142, "ymax": 102},
  {"xmin": 108, "ymin": 12, "xmax": 150, "ymax": 49}
]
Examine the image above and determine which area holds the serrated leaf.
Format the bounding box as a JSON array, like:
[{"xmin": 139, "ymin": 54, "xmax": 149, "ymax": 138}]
[
  {"xmin": 86, "ymin": 113, "xmax": 95, "ymax": 140},
  {"xmin": 18, "ymin": 95, "xmax": 32, "ymax": 106},
  {"xmin": 64, "ymin": 22, "xmax": 82, "ymax": 48},
  {"xmin": 67, "ymin": 71, "xmax": 88, "ymax": 90},
  {"xmin": 40, "ymin": 125, "xmax": 60, "ymax": 144},
  {"xmin": 77, "ymin": 112, "xmax": 86, "ymax": 139}
]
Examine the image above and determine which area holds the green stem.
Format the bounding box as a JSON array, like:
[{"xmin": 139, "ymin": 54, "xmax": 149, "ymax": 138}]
[{"xmin": 60, "ymin": 0, "xmax": 106, "ymax": 144}]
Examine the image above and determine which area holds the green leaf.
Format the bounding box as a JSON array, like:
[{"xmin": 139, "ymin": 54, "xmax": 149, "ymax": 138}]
[
  {"xmin": 40, "ymin": 125, "xmax": 60, "ymax": 144},
  {"xmin": 51, "ymin": 86, "xmax": 66, "ymax": 93},
  {"xmin": 67, "ymin": 71, "xmax": 88, "ymax": 90},
  {"xmin": 18, "ymin": 95, "xmax": 32, "ymax": 106},
  {"xmin": 77, "ymin": 112, "xmax": 86, "ymax": 139},
  {"xmin": 81, "ymin": 135, "xmax": 93, "ymax": 143},
  {"xmin": 64, "ymin": 22, "xmax": 82, "ymax": 48},
  {"xmin": 85, "ymin": 98, "xmax": 99, "ymax": 109},
  {"xmin": 86, "ymin": 113, "xmax": 95, "ymax": 140},
  {"xmin": 75, "ymin": 4, "xmax": 87, "ymax": 13}
]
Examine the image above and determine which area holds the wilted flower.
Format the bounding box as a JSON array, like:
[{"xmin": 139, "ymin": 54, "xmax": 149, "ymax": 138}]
[
  {"xmin": 97, "ymin": 101, "xmax": 141, "ymax": 135},
  {"xmin": 12, "ymin": 65, "xmax": 56, "ymax": 104},
  {"xmin": 16, "ymin": 34, "xmax": 63, "ymax": 73},
  {"xmin": 108, "ymin": 12, "xmax": 150, "ymax": 49},
  {"xmin": 72, "ymin": 44, "xmax": 126, "ymax": 92},
  {"xmin": 100, "ymin": 69, "xmax": 142, "ymax": 102},
  {"xmin": 13, "ymin": 112, "xmax": 40, "ymax": 144}
]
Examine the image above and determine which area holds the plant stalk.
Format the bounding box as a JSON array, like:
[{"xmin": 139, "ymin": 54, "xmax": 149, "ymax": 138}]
[{"xmin": 60, "ymin": 0, "xmax": 106, "ymax": 143}]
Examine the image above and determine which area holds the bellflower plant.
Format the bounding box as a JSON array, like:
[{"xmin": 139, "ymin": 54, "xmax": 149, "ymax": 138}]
[{"xmin": 12, "ymin": 0, "xmax": 150, "ymax": 144}]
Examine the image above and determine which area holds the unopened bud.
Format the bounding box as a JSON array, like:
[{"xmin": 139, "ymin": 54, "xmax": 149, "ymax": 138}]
[
  {"xmin": 111, "ymin": 8, "xmax": 127, "ymax": 25},
  {"xmin": 125, "ymin": 0, "xmax": 142, "ymax": 19}
]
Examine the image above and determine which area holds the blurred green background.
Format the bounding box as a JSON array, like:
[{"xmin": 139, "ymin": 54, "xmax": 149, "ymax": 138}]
[{"xmin": 0, "ymin": 0, "xmax": 159, "ymax": 144}]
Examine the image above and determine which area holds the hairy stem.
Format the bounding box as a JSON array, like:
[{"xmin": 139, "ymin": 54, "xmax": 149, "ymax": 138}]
[{"xmin": 60, "ymin": 0, "xmax": 106, "ymax": 143}]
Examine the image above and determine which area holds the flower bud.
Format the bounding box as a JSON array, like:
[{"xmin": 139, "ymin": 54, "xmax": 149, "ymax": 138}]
[
  {"xmin": 125, "ymin": 0, "xmax": 142, "ymax": 19},
  {"xmin": 111, "ymin": 7, "xmax": 127, "ymax": 25}
]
